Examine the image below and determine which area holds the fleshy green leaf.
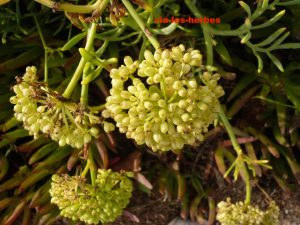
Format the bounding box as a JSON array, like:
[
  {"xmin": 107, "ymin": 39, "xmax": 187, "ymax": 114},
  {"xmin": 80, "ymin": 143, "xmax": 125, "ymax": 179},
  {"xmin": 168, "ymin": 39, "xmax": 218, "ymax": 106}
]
[
  {"xmin": 252, "ymin": 50, "xmax": 263, "ymax": 73},
  {"xmin": 271, "ymin": 43, "xmax": 300, "ymax": 50},
  {"xmin": 239, "ymin": 1, "xmax": 251, "ymax": 17},
  {"xmin": 267, "ymin": 52, "xmax": 284, "ymax": 72},
  {"xmin": 269, "ymin": 31, "xmax": 290, "ymax": 50},
  {"xmin": 252, "ymin": 10, "xmax": 285, "ymax": 30},
  {"xmin": 254, "ymin": 27, "xmax": 286, "ymax": 47}
]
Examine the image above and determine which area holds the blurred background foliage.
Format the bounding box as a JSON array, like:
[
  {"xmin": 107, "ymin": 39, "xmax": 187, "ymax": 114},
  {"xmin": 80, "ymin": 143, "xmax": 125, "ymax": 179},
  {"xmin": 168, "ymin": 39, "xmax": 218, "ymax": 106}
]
[{"xmin": 0, "ymin": 0, "xmax": 300, "ymax": 224}]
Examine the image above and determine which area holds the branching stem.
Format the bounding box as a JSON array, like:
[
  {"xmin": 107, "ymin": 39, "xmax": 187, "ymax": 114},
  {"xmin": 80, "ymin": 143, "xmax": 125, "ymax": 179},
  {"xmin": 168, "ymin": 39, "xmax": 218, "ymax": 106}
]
[
  {"xmin": 62, "ymin": 22, "xmax": 98, "ymax": 99},
  {"xmin": 219, "ymin": 108, "xmax": 251, "ymax": 205}
]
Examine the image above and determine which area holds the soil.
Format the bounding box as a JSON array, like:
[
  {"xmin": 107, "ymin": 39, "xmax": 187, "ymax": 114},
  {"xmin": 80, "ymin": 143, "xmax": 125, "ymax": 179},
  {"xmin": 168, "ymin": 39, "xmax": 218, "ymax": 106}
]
[
  {"xmin": 111, "ymin": 189, "xmax": 180, "ymax": 225},
  {"xmin": 110, "ymin": 179, "xmax": 300, "ymax": 225}
]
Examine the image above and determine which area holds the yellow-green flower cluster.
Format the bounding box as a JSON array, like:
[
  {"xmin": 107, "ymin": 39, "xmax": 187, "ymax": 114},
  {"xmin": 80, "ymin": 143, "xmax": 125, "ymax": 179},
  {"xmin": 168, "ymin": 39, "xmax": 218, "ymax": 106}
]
[
  {"xmin": 217, "ymin": 198, "xmax": 280, "ymax": 225},
  {"xmin": 49, "ymin": 169, "xmax": 133, "ymax": 224},
  {"xmin": 103, "ymin": 45, "xmax": 224, "ymax": 151},
  {"xmin": 10, "ymin": 66, "xmax": 100, "ymax": 149}
]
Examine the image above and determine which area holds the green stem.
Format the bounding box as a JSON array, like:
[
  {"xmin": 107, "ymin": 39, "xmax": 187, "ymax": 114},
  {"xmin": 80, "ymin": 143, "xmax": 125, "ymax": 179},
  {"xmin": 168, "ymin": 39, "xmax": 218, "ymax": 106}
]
[
  {"xmin": 80, "ymin": 63, "xmax": 90, "ymax": 105},
  {"xmin": 203, "ymin": 30, "xmax": 214, "ymax": 66},
  {"xmin": 34, "ymin": 16, "xmax": 48, "ymax": 82},
  {"xmin": 139, "ymin": 36, "xmax": 148, "ymax": 61},
  {"xmin": 34, "ymin": 0, "xmax": 102, "ymax": 13},
  {"xmin": 62, "ymin": 22, "xmax": 97, "ymax": 99},
  {"xmin": 81, "ymin": 160, "xmax": 91, "ymax": 178},
  {"xmin": 219, "ymin": 108, "xmax": 242, "ymax": 155},
  {"xmin": 88, "ymin": 149, "xmax": 96, "ymax": 186},
  {"xmin": 245, "ymin": 174, "xmax": 251, "ymax": 204},
  {"xmin": 219, "ymin": 108, "xmax": 251, "ymax": 205},
  {"xmin": 121, "ymin": 0, "xmax": 160, "ymax": 50},
  {"xmin": 89, "ymin": 104, "xmax": 106, "ymax": 111}
]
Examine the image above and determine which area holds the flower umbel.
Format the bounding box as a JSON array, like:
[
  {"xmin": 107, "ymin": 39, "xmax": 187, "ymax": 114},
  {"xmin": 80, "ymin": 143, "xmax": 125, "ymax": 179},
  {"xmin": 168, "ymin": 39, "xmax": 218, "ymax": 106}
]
[
  {"xmin": 10, "ymin": 66, "xmax": 100, "ymax": 149},
  {"xmin": 49, "ymin": 169, "xmax": 133, "ymax": 224},
  {"xmin": 103, "ymin": 45, "xmax": 224, "ymax": 151},
  {"xmin": 217, "ymin": 198, "xmax": 280, "ymax": 225}
]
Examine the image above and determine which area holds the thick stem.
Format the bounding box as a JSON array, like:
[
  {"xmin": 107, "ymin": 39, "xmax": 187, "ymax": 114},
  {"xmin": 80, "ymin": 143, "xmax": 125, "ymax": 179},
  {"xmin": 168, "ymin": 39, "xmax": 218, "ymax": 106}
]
[
  {"xmin": 62, "ymin": 22, "xmax": 97, "ymax": 99},
  {"xmin": 34, "ymin": 0, "xmax": 101, "ymax": 13},
  {"xmin": 80, "ymin": 63, "xmax": 90, "ymax": 105},
  {"xmin": 121, "ymin": 0, "xmax": 160, "ymax": 50}
]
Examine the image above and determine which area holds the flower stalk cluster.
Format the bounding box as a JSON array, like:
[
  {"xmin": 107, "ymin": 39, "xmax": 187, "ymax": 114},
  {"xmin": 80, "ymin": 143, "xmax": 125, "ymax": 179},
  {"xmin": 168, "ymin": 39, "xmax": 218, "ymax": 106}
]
[
  {"xmin": 217, "ymin": 198, "xmax": 280, "ymax": 225},
  {"xmin": 103, "ymin": 45, "xmax": 224, "ymax": 151},
  {"xmin": 10, "ymin": 66, "xmax": 100, "ymax": 149},
  {"xmin": 49, "ymin": 169, "xmax": 133, "ymax": 224}
]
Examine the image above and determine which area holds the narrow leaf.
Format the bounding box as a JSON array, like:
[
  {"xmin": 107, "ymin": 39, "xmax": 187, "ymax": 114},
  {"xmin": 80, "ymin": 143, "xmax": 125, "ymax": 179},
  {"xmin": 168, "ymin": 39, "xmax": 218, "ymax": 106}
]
[
  {"xmin": 245, "ymin": 143, "xmax": 262, "ymax": 177},
  {"xmin": 262, "ymin": 0, "xmax": 269, "ymax": 10},
  {"xmin": 214, "ymin": 147, "xmax": 232, "ymax": 183},
  {"xmin": 254, "ymin": 27, "xmax": 286, "ymax": 47},
  {"xmin": 271, "ymin": 43, "xmax": 300, "ymax": 50},
  {"xmin": 252, "ymin": 10, "xmax": 285, "ymax": 30},
  {"xmin": 267, "ymin": 52, "xmax": 284, "ymax": 72},
  {"xmin": 61, "ymin": 32, "xmax": 87, "ymax": 51},
  {"xmin": 228, "ymin": 73, "xmax": 257, "ymax": 101},
  {"xmin": 282, "ymin": 74, "xmax": 300, "ymax": 111},
  {"xmin": 215, "ymin": 40, "xmax": 232, "ymax": 65},
  {"xmin": 252, "ymin": 50, "xmax": 263, "ymax": 73},
  {"xmin": 277, "ymin": 0, "xmax": 300, "ymax": 6},
  {"xmin": 245, "ymin": 127, "xmax": 280, "ymax": 158},
  {"xmin": 150, "ymin": 23, "xmax": 178, "ymax": 35},
  {"xmin": 227, "ymin": 85, "xmax": 260, "ymax": 117},
  {"xmin": 239, "ymin": 1, "xmax": 251, "ymax": 17},
  {"xmin": 269, "ymin": 31, "xmax": 290, "ymax": 50},
  {"xmin": 189, "ymin": 195, "xmax": 202, "ymax": 221}
]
